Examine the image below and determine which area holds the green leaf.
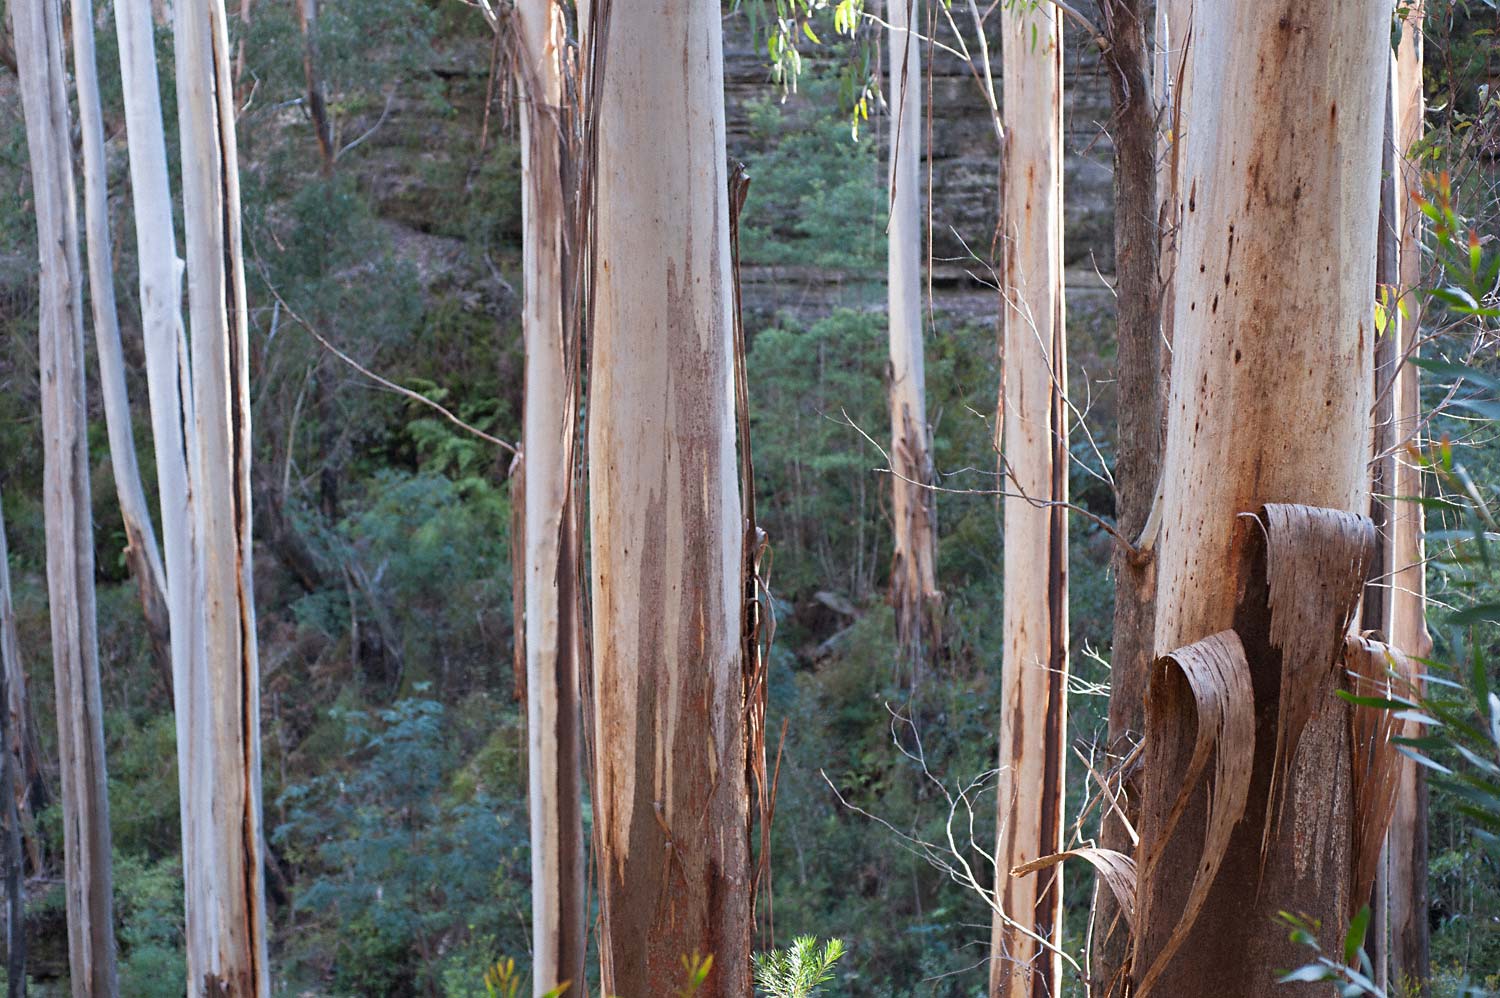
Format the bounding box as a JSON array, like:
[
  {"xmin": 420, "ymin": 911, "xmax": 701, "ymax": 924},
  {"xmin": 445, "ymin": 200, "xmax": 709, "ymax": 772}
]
[{"xmin": 1343, "ymin": 905, "xmax": 1370, "ymax": 965}]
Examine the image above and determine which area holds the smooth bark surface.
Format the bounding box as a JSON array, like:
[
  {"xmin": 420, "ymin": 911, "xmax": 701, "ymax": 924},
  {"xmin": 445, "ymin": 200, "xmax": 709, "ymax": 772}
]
[
  {"xmin": 14, "ymin": 0, "xmax": 121, "ymax": 987},
  {"xmin": 588, "ymin": 1, "xmax": 751, "ymax": 994},
  {"xmin": 175, "ymin": 0, "xmax": 271, "ymax": 986},
  {"xmin": 1135, "ymin": 2, "xmax": 1386, "ymax": 993},
  {"xmin": 886, "ymin": 0, "xmax": 940, "ymax": 662},
  {"xmin": 71, "ymin": 0, "xmax": 173, "ymax": 679},
  {"xmin": 1388, "ymin": 5, "xmax": 1431, "ymax": 989},
  {"xmin": 515, "ymin": 0, "xmax": 586, "ymax": 993},
  {"xmin": 991, "ymin": 5, "xmax": 1067, "ymax": 996},
  {"xmin": 113, "ymin": 0, "xmax": 219, "ymax": 988}
]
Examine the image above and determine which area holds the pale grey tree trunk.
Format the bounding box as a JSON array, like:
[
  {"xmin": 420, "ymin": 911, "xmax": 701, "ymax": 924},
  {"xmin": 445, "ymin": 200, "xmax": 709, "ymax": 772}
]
[
  {"xmin": 70, "ymin": 0, "xmax": 173, "ymax": 677},
  {"xmin": 886, "ymin": 0, "xmax": 940, "ymax": 663},
  {"xmin": 174, "ymin": 0, "xmax": 270, "ymax": 986},
  {"xmin": 13, "ymin": 0, "xmax": 121, "ymax": 988}
]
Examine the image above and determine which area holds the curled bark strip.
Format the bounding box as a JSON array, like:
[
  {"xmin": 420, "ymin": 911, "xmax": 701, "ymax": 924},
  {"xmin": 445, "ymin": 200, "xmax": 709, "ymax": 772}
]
[
  {"xmin": 1013, "ymin": 848, "xmax": 1137, "ymax": 933},
  {"xmin": 1255, "ymin": 504, "xmax": 1375, "ymax": 855},
  {"xmin": 1135, "ymin": 630, "xmax": 1255, "ymax": 998},
  {"xmin": 1346, "ymin": 634, "xmax": 1416, "ymax": 917}
]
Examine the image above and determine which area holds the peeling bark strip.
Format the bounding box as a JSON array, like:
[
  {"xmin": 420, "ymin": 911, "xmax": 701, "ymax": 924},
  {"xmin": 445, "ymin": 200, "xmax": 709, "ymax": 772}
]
[
  {"xmin": 587, "ymin": 0, "xmax": 751, "ymax": 994},
  {"xmin": 886, "ymin": 0, "xmax": 941, "ymax": 664},
  {"xmin": 1012, "ymin": 848, "xmax": 1137, "ymax": 933},
  {"xmin": 513, "ymin": 0, "xmax": 587, "ymax": 992},
  {"xmin": 174, "ymin": 0, "xmax": 270, "ymax": 986},
  {"xmin": 1133, "ymin": 629, "xmax": 1254, "ymax": 998},
  {"xmin": 990, "ymin": 5, "xmax": 1068, "ymax": 997},
  {"xmin": 1135, "ymin": 506, "xmax": 1374, "ymax": 998},
  {"xmin": 13, "ymin": 0, "xmax": 123, "ymax": 989}
]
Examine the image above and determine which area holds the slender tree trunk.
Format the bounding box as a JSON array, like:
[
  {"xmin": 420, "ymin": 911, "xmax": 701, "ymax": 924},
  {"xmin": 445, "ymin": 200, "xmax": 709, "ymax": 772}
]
[
  {"xmin": 112, "ymin": 0, "xmax": 219, "ymax": 988},
  {"xmin": 587, "ymin": 1, "xmax": 751, "ymax": 993},
  {"xmin": 1092, "ymin": 1, "xmax": 1162, "ymax": 992},
  {"xmin": 1388, "ymin": 5, "xmax": 1431, "ymax": 991},
  {"xmin": 1153, "ymin": 0, "xmax": 1193, "ymax": 358},
  {"xmin": 0, "ymin": 491, "xmax": 28, "ymax": 997},
  {"xmin": 174, "ymin": 0, "xmax": 270, "ymax": 986},
  {"xmin": 0, "ymin": 489, "xmax": 48, "ymax": 874},
  {"xmin": 13, "ymin": 0, "xmax": 121, "ymax": 988},
  {"xmin": 514, "ymin": 1, "xmax": 585, "ymax": 993},
  {"xmin": 70, "ymin": 0, "xmax": 173, "ymax": 682},
  {"xmin": 295, "ymin": 0, "xmax": 335, "ymax": 175},
  {"xmin": 1366, "ymin": 58, "xmax": 1401, "ymax": 992},
  {"xmin": 886, "ymin": 0, "xmax": 940, "ymax": 665},
  {"xmin": 990, "ymin": 5, "xmax": 1067, "ymax": 996},
  {"xmin": 1131, "ymin": 3, "xmax": 1386, "ymax": 994}
]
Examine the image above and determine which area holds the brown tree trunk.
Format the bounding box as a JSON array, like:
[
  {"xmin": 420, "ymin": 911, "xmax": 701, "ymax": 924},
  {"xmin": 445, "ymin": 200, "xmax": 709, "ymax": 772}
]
[
  {"xmin": 1131, "ymin": 2, "xmax": 1387, "ymax": 995},
  {"xmin": 295, "ymin": 0, "xmax": 335, "ymax": 175},
  {"xmin": 1092, "ymin": 1, "xmax": 1163, "ymax": 992},
  {"xmin": 586, "ymin": 1, "xmax": 752, "ymax": 994},
  {"xmin": 14, "ymin": 0, "xmax": 122, "ymax": 987},
  {"xmin": 514, "ymin": 0, "xmax": 586, "ymax": 993},
  {"xmin": 1388, "ymin": 5, "xmax": 1431, "ymax": 991},
  {"xmin": 990, "ymin": 4, "xmax": 1067, "ymax": 995}
]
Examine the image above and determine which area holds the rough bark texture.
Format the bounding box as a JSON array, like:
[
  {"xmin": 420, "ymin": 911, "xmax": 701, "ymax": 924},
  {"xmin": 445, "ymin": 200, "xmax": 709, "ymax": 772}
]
[
  {"xmin": 587, "ymin": 1, "xmax": 752, "ymax": 994},
  {"xmin": 1134, "ymin": 2, "xmax": 1386, "ymax": 994},
  {"xmin": 886, "ymin": 0, "xmax": 941, "ymax": 664},
  {"xmin": 71, "ymin": 0, "xmax": 174, "ymax": 683},
  {"xmin": 514, "ymin": 1, "xmax": 586, "ymax": 993},
  {"xmin": 0, "ymin": 487, "xmax": 48, "ymax": 872},
  {"xmin": 1093, "ymin": 0, "xmax": 1162, "ymax": 991},
  {"xmin": 174, "ymin": 0, "xmax": 271, "ymax": 987},
  {"xmin": 14, "ymin": 0, "xmax": 122, "ymax": 988},
  {"xmin": 991, "ymin": 5, "xmax": 1067, "ymax": 996},
  {"xmin": 0, "ymin": 490, "xmax": 28, "ymax": 996},
  {"xmin": 1388, "ymin": 5, "xmax": 1431, "ymax": 990}
]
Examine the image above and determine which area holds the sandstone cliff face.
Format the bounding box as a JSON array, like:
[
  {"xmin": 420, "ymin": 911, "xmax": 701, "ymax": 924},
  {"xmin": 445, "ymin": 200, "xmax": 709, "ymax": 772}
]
[{"xmin": 720, "ymin": 15, "xmax": 1117, "ymax": 331}]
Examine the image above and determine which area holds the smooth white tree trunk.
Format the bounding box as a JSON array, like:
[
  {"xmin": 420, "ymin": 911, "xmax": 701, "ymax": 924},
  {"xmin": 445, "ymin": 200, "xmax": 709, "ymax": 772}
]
[
  {"xmin": 991, "ymin": 5, "xmax": 1068, "ymax": 996},
  {"xmin": 588, "ymin": 1, "xmax": 751, "ymax": 993},
  {"xmin": 174, "ymin": 0, "xmax": 270, "ymax": 986},
  {"xmin": 886, "ymin": 0, "xmax": 940, "ymax": 660},
  {"xmin": 70, "ymin": 0, "xmax": 173, "ymax": 671},
  {"xmin": 515, "ymin": 1, "xmax": 586, "ymax": 993},
  {"xmin": 13, "ymin": 0, "xmax": 121, "ymax": 988},
  {"xmin": 113, "ymin": 0, "xmax": 216, "ymax": 988}
]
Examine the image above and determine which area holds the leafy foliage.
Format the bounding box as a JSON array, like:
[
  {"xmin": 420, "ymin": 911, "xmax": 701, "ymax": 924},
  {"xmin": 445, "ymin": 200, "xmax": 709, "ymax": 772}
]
[{"xmin": 754, "ymin": 936, "xmax": 846, "ymax": 998}]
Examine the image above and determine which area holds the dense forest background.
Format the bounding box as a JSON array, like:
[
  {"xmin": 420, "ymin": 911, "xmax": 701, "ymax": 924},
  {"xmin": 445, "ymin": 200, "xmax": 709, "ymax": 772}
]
[{"xmin": 0, "ymin": 1, "xmax": 1496, "ymax": 995}]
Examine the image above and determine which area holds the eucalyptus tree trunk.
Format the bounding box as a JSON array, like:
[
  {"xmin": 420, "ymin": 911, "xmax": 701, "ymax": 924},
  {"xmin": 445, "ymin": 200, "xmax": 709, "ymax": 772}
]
[
  {"xmin": 174, "ymin": 0, "xmax": 270, "ymax": 987},
  {"xmin": 1132, "ymin": 3, "xmax": 1386, "ymax": 994},
  {"xmin": 0, "ymin": 489, "xmax": 30, "ymax": 996},
  {"xmin": 514, "ymin": 0, "xmax": 585, "ymax": 993},
  {"xmin": 70, "ymin": 0, "xmax": 173, "ymax": 679},
  {"xmin": 1388, "ymin": 6, "xmax": 1431, "ymax": 989},
  {"xmin": 0, "ymin": 487, "xmax": 48, "ymax": 871},
  {"xmin": 295, "ymin": 0, "xmax": 335, "ymax": 175},
  {"xmin": 1092, "ymin": 1, "xmax": 1161, "ymax": 992},
  {"xmin": 886, "ymin": 0, "xmax": 940, "ymax": 664},
  {"xmin": 13, "ymin": 0, "xmax": 121, "ymax": 988},
  {"xmin": 990, "ymin": 4, "xmax": 1067, "ymax": 996},
  {"xmin": 587, "ymin": 1, "xmax": 751, "ymax": 993},
  {"xmin": 114, "ymin": 0, "xmax": 217, "ymax": 988}
]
